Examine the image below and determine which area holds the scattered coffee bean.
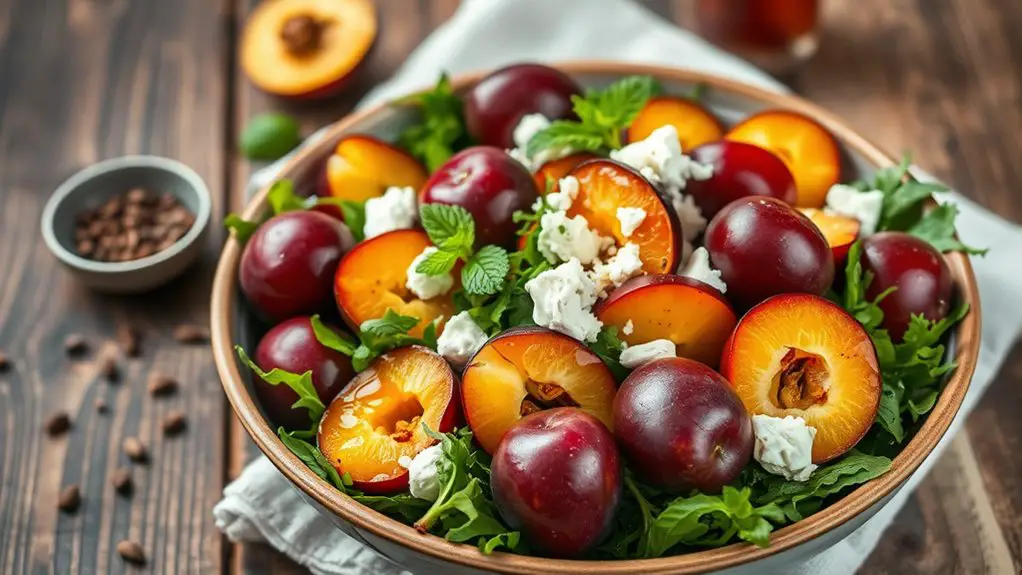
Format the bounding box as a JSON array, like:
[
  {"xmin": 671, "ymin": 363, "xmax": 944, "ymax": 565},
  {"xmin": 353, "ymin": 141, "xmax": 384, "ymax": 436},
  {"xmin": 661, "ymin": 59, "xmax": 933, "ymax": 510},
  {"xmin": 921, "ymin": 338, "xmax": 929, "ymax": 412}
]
[
  {"xmin": 172, "ymin": 323, "xmax": 209, "ymax": 344},
  {"xmin": 95, "ymin": 399, "xmax": 109, "ymax": 413},
  {"xmin": 147, "ymin": 373, "xmax": 178, "ymax": 397},
  {"xmin": 117, "ymin": 325, "xmax": 141, "ymax": 357},
  {"xmin": 116, "ymin": 540, "xmax": 146, "ymax": 565},
  {"xmin": 44, "ymin": 411, "xmax": 72, "ymax": 436},
  {"xmin": 58, "ymin": 484, "xmax": 81, "ymax": 512},
  {"xmin": 97, "ymin": 353, "xmax": 120, "ymax": 382},
  {"xmin": 122, "ymin": 437, "xmax": 148, "ymax": 463},
  {"xmin": 74, "ymin": 187, "xmax": 195, "ymax": 263},
  {"xmin": 111, "ymin": 467, "xmax": 134, "ymax": 495},
  {"xmin": 162, "ymin": 411, "xmax": 187, "ymax": 436},
  {"xmin": 0, "ymin": 351, "xmax": 9, "ymax": 372},
  {"xmin": 64, "ymin": 333, "xmax": 89, "ymax": 356}
]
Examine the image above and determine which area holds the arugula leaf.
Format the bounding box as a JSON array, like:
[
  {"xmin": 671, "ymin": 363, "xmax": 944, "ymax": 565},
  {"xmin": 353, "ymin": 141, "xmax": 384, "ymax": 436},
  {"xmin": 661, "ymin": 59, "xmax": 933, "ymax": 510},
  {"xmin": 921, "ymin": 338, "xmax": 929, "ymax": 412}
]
[
  {"xmin": 309, "ymin": 315, "xmax": 358, "ymax": 356},
  {"xmin": 479, "ymin": 531, "xmax": 523, "ymax": 555},
  {"xmin": 590, "ymin": 326, "xmax": 629, "ymax": 381},
  {"xmin": 880, "ymin": 180, "xmax": 944, "ymax": 230},
  {"xmin": 526, "ymin": 75, "xmax": 661, "ymax": 157},
  {"xmin": 277, "ymin": 427, "xmax": 346, "ymax": 490},
  {"xmin": 874, "ymin": 382, "xmax": 906, "ymax": 443},
  {"xmin": 462, "ymin": 245, "xmax": 510, "ymax": 296},
  {"xmin": 909, "ymin": 203, "xmax": 988, "ymax": 255},
  {"xmin": 753, "ymin": 452, "xmax": 892, "ymax": 521},
  {"xmin": 224, "ymin": 214, "xmax": 260, "ymax": 243},
  {"xmin": 236, "ymin": 346, "xmax": 325, "ymax": 431},
  {"xmin": 351, "ymin": 494, "xmax": 433, "ymax": 524},
  {"xmin": 397, "ymin": 73, "xmax": 470, "ymax": 171},
  {"xmin": 266, "ymin": 180, "xmax": 306, "ymax": 214},
  {"xmin": 643, "ymin": 486, "xmax": 784, "ymax": 557}
]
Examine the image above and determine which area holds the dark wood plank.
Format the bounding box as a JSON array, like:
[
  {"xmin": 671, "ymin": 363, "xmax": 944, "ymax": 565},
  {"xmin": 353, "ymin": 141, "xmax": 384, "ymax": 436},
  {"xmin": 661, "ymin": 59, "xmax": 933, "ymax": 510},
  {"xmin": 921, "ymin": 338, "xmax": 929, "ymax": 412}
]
[{"xmin": 0, "ymin": 0, "xmax": 231, "ymax": 572}]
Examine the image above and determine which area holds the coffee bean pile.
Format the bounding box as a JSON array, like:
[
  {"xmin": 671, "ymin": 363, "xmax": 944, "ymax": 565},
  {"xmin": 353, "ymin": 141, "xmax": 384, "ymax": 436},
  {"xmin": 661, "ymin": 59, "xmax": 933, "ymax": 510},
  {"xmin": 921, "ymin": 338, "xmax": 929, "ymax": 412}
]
[{"xmin": 74, "ymin": 188, "xmax": 195, "ymax": 262}]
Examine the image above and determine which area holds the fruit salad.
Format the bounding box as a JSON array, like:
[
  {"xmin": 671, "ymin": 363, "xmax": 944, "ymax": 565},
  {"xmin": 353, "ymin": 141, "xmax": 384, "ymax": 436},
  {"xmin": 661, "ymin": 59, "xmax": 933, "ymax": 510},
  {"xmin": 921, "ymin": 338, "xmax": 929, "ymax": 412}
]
[{"xmin": 225, "ymin": 64, "xmax": 983, "ymax": 560}]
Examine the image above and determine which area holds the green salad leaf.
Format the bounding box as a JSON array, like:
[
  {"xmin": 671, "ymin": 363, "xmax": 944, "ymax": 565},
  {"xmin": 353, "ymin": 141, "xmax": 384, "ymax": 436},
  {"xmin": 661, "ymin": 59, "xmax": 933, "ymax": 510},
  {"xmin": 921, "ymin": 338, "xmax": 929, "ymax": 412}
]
[
  {"xmin": 278, "ymin": 427, "xmax": 346, "ymax": 488},
  {"xmin": 309, "ymin": 309, "xmax": 437, "ymax": 372},
  {"xmin": 589, "ymin": 326, "xmax": 629, "ymax": 381},
  {"xmin": 235, "ymin": 346, "xmax": 324, "ymax": 433},
  {"xmin": 417, "ymin": 204, "xmax": 511, "ymax": 296},
  {"xmin": 224, "ymin": 214, "xmax": 261, "ymax": 243},
  {"xmin": 240, "ymin": 112, "xmax": 302, "ymax": 161},
  {"xmin": 397, "ymin": 73, "xmax": 470, "ymax": 171}
]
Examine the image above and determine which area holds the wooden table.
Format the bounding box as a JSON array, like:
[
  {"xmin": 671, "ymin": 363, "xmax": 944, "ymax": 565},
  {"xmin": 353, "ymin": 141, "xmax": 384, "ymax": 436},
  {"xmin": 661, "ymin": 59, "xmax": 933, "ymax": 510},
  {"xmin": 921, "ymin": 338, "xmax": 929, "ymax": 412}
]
[{"xmin": 1, "ymin": 0, "xmax": 1019, "ymax": 573}]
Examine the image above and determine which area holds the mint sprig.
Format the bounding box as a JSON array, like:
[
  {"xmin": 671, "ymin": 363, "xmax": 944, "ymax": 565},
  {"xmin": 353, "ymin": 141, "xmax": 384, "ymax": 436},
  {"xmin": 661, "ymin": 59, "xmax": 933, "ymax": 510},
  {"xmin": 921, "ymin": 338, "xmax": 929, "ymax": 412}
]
[
  {"xmin": 417, "ymin": 204, "xmax": 510, "ymax": 297},
  {"xmin": 397, "ymin": 73, "xmax": 470, "ymax": 171},
  {"xmin": 526, "ymin": 75, "xmax": 660, "ymax": 157}
]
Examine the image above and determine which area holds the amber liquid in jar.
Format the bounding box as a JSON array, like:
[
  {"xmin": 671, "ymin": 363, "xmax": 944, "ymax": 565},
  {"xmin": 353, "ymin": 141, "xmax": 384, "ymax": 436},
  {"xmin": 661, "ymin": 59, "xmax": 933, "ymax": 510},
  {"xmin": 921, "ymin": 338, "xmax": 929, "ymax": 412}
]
[{"xmin": 695, "ymin": 0, "xmax": 820, "ymax": 74}]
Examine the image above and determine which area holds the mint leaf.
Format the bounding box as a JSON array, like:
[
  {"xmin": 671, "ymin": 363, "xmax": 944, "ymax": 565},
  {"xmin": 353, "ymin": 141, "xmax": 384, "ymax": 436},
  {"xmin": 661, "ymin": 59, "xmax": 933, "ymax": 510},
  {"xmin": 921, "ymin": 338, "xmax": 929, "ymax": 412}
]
[
  {"xmin": 278, "ymin": 427, "xmax": 346, "ymax": 490},
  {"xmin": 310, "ymin": 315, "xmax": 358, "ymax": 356},
  {"xmin": 266, "ymin": 179, "xmax": 306, "ymax": 214},
  {"xmin": 908, "ymin": 203, "xmax": 987, "ymax": 254},
  {"xmin": 360, "ymin": 309, "xmax": 420, "ymax": 341},
  {"xmin": 236, "ymin": 346, "xmax": 324, "ymax": 430},
  {"xmin": 416, "ymin": 248, "xmax": 459, "ymax": 276},
  {"xmin": 419, "ymin": 203, "xmax": 475, "ymax": 253},
  {"xmin": 525, "ymin": 121, "xmax": 605, "ymax": 157},
  {"xmin": 224, "ymin": 213, "xmax": 260, "ymax": 243},
  {"xmin": 240, "ymin": 112, "xmax": 301, "ymax": 160},
  {"xmin": 397, "ymin": 73, "xmax": 469, "ymax": 171},
  {"xmin": 350, "ymin": 309, "xmax": 438, "ymax": 371},
  {"xmin": 588, "ymin": 75, "xmax": 661, "ymax": 130},
  {"xmin": 462, "ymin": 245, "xmax": 510, "ymax": 296}
]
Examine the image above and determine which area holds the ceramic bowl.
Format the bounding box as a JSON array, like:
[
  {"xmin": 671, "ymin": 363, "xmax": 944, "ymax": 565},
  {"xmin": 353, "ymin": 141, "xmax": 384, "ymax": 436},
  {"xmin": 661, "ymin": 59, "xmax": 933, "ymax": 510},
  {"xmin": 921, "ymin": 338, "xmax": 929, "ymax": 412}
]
[
  {"xmin": 211, "ymin": 63, "xmax": 980, "ymax": 575},
  {"xmin": 41, "ymin": 155, "xmax": 212, "ymax": 294}
]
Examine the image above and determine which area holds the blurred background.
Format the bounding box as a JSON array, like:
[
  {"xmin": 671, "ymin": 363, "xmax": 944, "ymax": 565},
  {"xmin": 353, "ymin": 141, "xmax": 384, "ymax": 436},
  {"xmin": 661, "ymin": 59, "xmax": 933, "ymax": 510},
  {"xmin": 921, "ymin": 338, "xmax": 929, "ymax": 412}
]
[{"xmin": 0, "ymin": 0, "xmax": 1019, "ymax": 573}]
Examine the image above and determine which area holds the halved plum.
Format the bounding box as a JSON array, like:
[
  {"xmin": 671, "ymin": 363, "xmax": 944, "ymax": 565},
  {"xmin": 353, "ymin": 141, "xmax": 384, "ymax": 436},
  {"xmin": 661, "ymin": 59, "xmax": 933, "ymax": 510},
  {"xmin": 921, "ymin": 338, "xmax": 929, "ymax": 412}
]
[
  {"xmin": 533, "ymin": 152, "xmax": 598, "ymax": 193},
  {"xmin": 462, "ymin": 327, "xmax": 617, "ymax": 454},
  {"xmin": 334, "ymin": 229, "xmax": 456, "ymax": 337},
  {"xmin": 318, "ymin": 345, "xmax": 459, "ymax": 493},
  {"xmin": 595, "ymin": 275, "xmax": 737, "ymax": 367},
  {"xmin": 627, "ymin": 96, "xmax": 724, "ymax": 151},
  {"xmin": 799, "ymin": 208, "xmax": 860, "ymax": 264},
  {"xmin": 568, "ymin": 160, "xmax": 682, "ymax": 274},
  {"xmin": 726, "ymin": 110, "xmax": 841, "ymax": 208},
  {"xmin": 325, "ymin": 135, "xmax": 428, "ymax": 203}
]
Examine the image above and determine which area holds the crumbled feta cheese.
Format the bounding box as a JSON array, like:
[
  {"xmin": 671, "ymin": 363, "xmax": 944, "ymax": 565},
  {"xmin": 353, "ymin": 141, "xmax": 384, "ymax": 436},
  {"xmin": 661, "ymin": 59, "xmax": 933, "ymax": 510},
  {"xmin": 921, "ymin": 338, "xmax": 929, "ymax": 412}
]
[
  {"xmin": 670, "ymin": 192, "xmax": 707, "ymax": 243},
  {"xmin": 679, "ymin": 247, "xmax": 727, "ymax": 294},
  {"xmin": 436, "ymin": 311, "xmax": 489, "ymax": 365},
  {"xmin": 609, "ymin": 125, "xmax": 713, "ymax": 191},
  {"xmin": 525, "ymin": 258, "xmax": 603, "ymax": 342},
  {"xmin": 408, "ymin": 444, "xmax": 444, "ymax": 501},
  {"xmin": 537, "ymin": 210, "xmax": 612, "ymax": 265},
  {"xmin": 619, "ymin": 339, "xmax": 676, "ymax": 369},
  {"xmin": 405, "ymin": 247, "xmax": 455, "ymax": 300},
  {"xmin": 398, "ymin": 455, "xmax": 413, "ymax": 469},
  {"xmin": 506, "ymin": 113, "xmax": 573, "ymax": 172},
  {"xmin": 363, "ymin": 186, "xmax": 417, "ymax": 239},
  {"xmin": 590, "ymin": 242, "xmax": 643, "ymax": 295},
  {"xmin": 825, "ymin": 184, "xmax": 885, "ymax": 236},
  {"xmin": 623, "ymin": 320, "xmax": 634, "ymax": 335},
  {"xmin": 616, "ymin": 207, "xmax": 647, "ymax": 238},
  {"xmin": 752, "ymin": 414, "xmax": 818, "ymax": 482},
  {"xmin": 546, "ymin": 176, "xmax": 580, "ymax": 210}
]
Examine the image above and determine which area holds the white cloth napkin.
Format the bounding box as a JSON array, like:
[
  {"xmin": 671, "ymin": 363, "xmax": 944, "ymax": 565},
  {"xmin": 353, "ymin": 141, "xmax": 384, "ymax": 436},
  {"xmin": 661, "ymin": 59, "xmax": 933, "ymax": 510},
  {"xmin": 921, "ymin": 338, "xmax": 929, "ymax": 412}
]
[{"xmin": 214, "ymin": 0, "xmax": 1022, "ymax": 573}]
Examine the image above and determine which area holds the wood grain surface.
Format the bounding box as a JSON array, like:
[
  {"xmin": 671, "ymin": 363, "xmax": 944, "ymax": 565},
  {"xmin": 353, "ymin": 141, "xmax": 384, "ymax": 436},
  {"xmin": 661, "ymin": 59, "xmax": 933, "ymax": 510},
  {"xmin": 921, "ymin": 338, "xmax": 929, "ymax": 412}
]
[{"xmin": 0, "ymin": 0, "xmax": 1019, "ymax": 573}]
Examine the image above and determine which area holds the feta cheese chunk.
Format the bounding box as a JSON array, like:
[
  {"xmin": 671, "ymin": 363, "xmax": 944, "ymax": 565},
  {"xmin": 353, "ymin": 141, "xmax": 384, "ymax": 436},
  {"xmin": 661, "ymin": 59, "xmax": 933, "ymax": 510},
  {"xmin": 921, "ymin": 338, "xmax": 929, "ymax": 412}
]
[
  {"xmin": 752, "ymin": 414, "xmax": 818, "ymax": 482},
  {"xmin": 537, "ymin": 210, "xmax": 612, "ymax": 265},
  {"xmin": 609, "ymin": 125, "xmax": 713, "ymax": 191},
  {"xmin": 590, "ymin": 242, "xmax": 643, "ymax": 294},
  {"xmin": 408, "ymin": 444, "xmax": 444, "ymax": 501},
  {"xmin": 405, "ymin": 247, "xmax": 455, "ymax": 300},
  {"xmin": 619, "ymin": 339, "xmax": 677, "ymax": 369},
  {"xmin": 436, "ymin": 311, "xmax": 489, "ymax": 365},
  {"xmin": 546, "ymin": 176, "xmax": 580, "ymax": 210},
  {"xmin": 525, "ymin": 258, "xmax": 603, "ymax": 342},
  {"xmin": 616, "ymin": 207, "xmax": 647, "ymax": 238},
  {"xmin": 679, "ymin": 247, "xmax": 727, "ymax": 294},
  {"xmin": 671, "ymin": 192, "xmax": 707, "ymax": 243},
  {"xmin": 825, "ymin": 184, "xmax": 885, "ymax": 236},
  {"xmin": 506, "ymin": 113, "xmax": 573, "ymax": 172},
  {"xmin": 363, "ymin": 186, "xmax": 417, "ymax": 239}
]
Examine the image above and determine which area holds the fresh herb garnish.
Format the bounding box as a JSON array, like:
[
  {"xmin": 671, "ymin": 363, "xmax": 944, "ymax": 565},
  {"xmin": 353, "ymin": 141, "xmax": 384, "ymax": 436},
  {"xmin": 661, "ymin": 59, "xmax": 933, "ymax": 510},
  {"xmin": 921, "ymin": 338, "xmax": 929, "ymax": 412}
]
[
  {"xmin": 397, "ymin": 73, "xmax": 470, "ymax": 171},
  {"xmin": 310, "ymin": 310, "xmax": 439, "ymax": 372},
  {"xmin": 525, "ymin": 75, "xmax": 660, "ymax": 158},
  {"xmin": 235, "ymin": 346, "xmax": 325, "ymax": 437},
  {"xmin": 278, "ymin": 427, "xmax": 346, "ymax": 487},
  {"xmin": 417, "ymin": 204, "xmax": 511, "ymax": 297}
]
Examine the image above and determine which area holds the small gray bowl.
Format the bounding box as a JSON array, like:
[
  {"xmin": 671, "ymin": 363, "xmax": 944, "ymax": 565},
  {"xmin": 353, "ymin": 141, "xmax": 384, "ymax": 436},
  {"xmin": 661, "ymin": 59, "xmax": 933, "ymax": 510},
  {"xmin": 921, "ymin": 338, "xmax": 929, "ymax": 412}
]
[{"xmin": 41, "ymin": 155, "xmax": 212, "ymax": 294}]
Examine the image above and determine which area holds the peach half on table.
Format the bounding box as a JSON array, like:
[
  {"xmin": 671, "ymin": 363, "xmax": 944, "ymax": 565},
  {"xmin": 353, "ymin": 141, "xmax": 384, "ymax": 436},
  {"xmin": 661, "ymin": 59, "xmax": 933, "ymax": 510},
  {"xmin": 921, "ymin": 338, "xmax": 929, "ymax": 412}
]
[
  {"xmin": 721, "ymin": 293, "xmax": 882, "ymax": 463},
  {"xmin": 627, "ymin": 96, "xmax": 725, "ymax": 151},
  {"xmin": 567, "ymin": 160, "xmax": 683, "ymax": 274},
  {"xmin": 799, "ymin": 208, "xmax": 861, "ymax": 264},
  {"xmin": 325, "ymin": 135, "xmax": 428, "ymax": 203},
  {"xmin": 241, "ymin": 0, "xmax": 377, "ymax": 99},
  {"xmin": 594, "ymin": 274, "xmax": 738, "ymax": 367},
  {"xmin": 726, "ymin": 110, "xmax": 842, "ymax": 209},
  {"xmin": 461, "ymin": 326, "xmax": 618, "ymax": 454},
  {"xmin": 318, "ymin": 346, "xmax": 459, "ymax": 494},
  {"xmin": 334, "ymin": 229, "xmax": 456, "ymax": 338}
]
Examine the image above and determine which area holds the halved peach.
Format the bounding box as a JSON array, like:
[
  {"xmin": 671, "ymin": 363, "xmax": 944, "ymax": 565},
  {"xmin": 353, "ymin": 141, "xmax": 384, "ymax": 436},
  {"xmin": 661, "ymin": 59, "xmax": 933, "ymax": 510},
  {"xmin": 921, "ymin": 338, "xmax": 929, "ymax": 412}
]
[
  {"xmin": 595, "ymin": 275, "xmax": 737, "ymax": 367},
  {"xmin": 318, "ymin": 345, "xmax": 459, "ymax": 493},
  {"xmin": 627, "ymin": 96, "xmax": 725, "ymax": 151},
  {"xmin": 726, "ymin": 110, "xmax": 841, "ymax": 208},
  {"xmin": 462, "ymin": 327, "xmax": 617, "ymax": 454},
  {"xmin": 720, "ymin": 294, "xmax": 881, "ymax": 463},
  {"xmin": 334, "ymin": 229, "xmax": 455, "ymax": 337},
  {"xmin": 241, "ymin": 0, "xmax": 377, "ymax": 99},
  {"xmin": 799, "ymin": 208, "xmax": 861, "ymax": 264},
  {"xmin": 568, "ymin": 160, "xmax": 682, "ymax": 274},
  {"xmin": 325, "ymin": 135, "xmax": 428, "ymax": 203},
  {"xmin": 533, "ymin": 152, "xmax": 598, "ymax": 192}
]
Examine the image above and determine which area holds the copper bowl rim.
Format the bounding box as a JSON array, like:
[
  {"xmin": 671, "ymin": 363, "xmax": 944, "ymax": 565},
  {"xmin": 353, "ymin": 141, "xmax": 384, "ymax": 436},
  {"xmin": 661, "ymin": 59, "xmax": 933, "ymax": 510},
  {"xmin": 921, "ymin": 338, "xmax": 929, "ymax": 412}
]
[{"xmin": 211, "ymin": 62, "xmax": 981, "ymax": 574}]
